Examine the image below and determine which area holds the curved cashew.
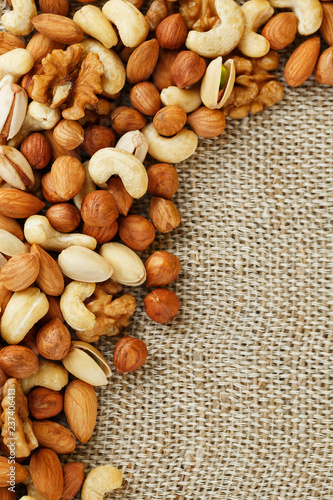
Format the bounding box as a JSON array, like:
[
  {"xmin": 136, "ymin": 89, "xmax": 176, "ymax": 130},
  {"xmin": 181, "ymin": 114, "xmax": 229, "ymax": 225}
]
[
  {"xmin": 201, "ymin": 58, "xmax": 235, "ymax": 109},
  {"xmin": 268, "ymin": 0, "xmax": 322, "ymax": 35},
  {"xmin": 60, "ymin": 281, "xmax": 96, "ymax": 331},
  {"xmin": 21, "ymin": 359, "xmax": 68, "ymax": 394},
  {"xmin": 74, "ymin": 6, "xmax": 118, "ymax": 49},
  {"xmin": 161, "ymin": 85, "xmax": 202, "ymax": 113},
  {"xmin": 82, "ymin": 465, "xmax": 123, "ymax": 500},
  {"xmin": 102, "ymin": 0, "xmax": 149, "ymax": 47},
  {"xmin": 0, "ymin": 229, "xmax": 28, "ymax": 256},
  {"xmin": 238, "ymin": 0, "xmax": 274, "ymax": 57},
  {"xmin": 24, "ymin": 215, "xmax": 97, "ymax": 252},
  {"xmin": 185, "ymin": 0, "xmax": 245, "ymax": 58},
  {"xmin": 80, "ymin": 39, "xmax": 125, "ymax": 96},
  {"xmin": 58, "ymin": 246, "xmax": 113, "ymax": 282},
  {"xmin": 1, "ymin": 0, "xmax": 37, "ymax": 36},
  {"xmin": 73, "ymin": 161, "xmax": 96, "ymax": 210},
  {"xmin": 115, "ymin": 130, "xmax": 148, "ymax": 163},
  {"xmin": 0, "ymin": 287, "xmax": 49, "ymax": 344},
  {"xmin": 141, "ymin": 123, "xmax": 198, "ymax": 163},
  {"xmin": 89, "ymin": 148, "xmax": 148, "ymax": 198},
  {"xmin": 9, "ymin": 101, "xmax": 61, "ymax": 147},
  {"xmin": 0, "ymin": 49, "xmax": 34, "ymax": 90}
]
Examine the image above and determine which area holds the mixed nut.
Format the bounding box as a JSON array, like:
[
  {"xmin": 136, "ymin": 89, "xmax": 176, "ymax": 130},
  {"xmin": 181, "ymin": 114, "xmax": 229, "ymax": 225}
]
[{"xmin": 0, "ymin": 0, "xmax": 331, "ymax": 497}]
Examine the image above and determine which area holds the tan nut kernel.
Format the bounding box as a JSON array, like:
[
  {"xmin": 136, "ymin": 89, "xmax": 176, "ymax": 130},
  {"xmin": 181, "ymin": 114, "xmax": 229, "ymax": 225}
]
[
  {"xmin": 113, "ymin": 336, "xmax": 148, "ymax": 373},
  {"xmin": 39, "ymin": 0, "xmax": 69, "ymax": 15},
  {"xmin": 81, "ymin": 125, "xmax": 116, "ymax": 156},
  {"xmin": 36, "ymin": 318, "xmax": 71, "ymax": 360},
  {"xmin": 153, "ymin": 106, "xmax": 187, "ymax": 137},
  {"xmin": 53, "ymin": 120, "xmax": 84, "ymax": 150},
  {"xmin": 21, "ymin": 359, "xmax": 68, "ymax": 393},
  {"xmin": 81, "ymin": 466, "xmax": 122, "ymax": 500},
  {"xmin": 0, "ymin": 188, "xmax": 45, "ymax": 219},
  {"xmin": 187, "ymin": 107, "xmax": 226, "ymax": 138},
  {"xmin": 46, "ymin": 203, "xmax": 81, "ymax": 233},
  {"xmin": 0, "ymin": 252, "xmax": 40, "ymax": 292},
  {"xmin": 0, "ymin": 214, "xmax": 24, "ymax": 241},
  {"xmin": 42, "ymin": 172, "xmax": 67, "ymax": 204},
  {"xmin": 153, "ymin": 49, "xmax": 178, "ymax": 91},
  {"xmin": 62, "ymin": 341, "xmax": 112, "ymax": 386},
  {"xmin": 171, "ymin": 50, "xmax": 206, "ymax": 89},
  {"xmin": 129, "ymin": 82, "xmax": 161, "ymax": 116},
  {"xmin": 32, "ymin": 420, "xmax": 76, "ymax": 454},
  {"xmin": 26, "ymin": 33, "xmax": 65, "ymax": 65},
  {"xmin": 147, "ymin": 163, "xmax": 178, "ymax": 199},
  {"xmin": 58, "ymin": 246, "xmax": 113, "ymax": 283},
  {"xmin": 144, "ymin": 288, "xmax": 180, "ymax": 323},
  {"xmin": 145, "ymin": 250, "xmax": 181, "ymax": 287},
  {"xmin": 30, "ymin": 449, "xmax": 64, "ymax": 500},
  {"xmin": 156, "ymin": 14, "xmax": 187, "ymax": 50},
  {"xmin": 31, "ymin": 243, "xmax": 65, "ymax": 296},
  {"xmin": 31, "ymin": 14, "xmax": 83, "ymax": 44},
  {"xmin": 284, "ymin": 36, "xmax": 320, "ymax": 87},
  {"xmin": 261, "ymin": 12, "xmax": 297, "ymax": 50},
  {"xmin": 126, "ymin": 38, "xmax": 160, "ymax": 84},
  {"xmin": 81, "ymin": 190, "xmax": 118, "ymax": 227},
  {"xmin": 51, "ymin": 156, "xmax": 86, "ymax": 201},
  {"xmin": 0, "ymin": 32, "xmax": 25, "ymax": 56},
  {"xmin": 0, "ymin": 345, "xmax": 39, "ymax": 379},
  {"xmin": 28, "ymin": 387, "xmax": 64, "ymax": 420},
  {"xmin": 149, "ymin": 197, "xmax": 181, "ymax": 233},
  {"xmin": 111, "ymin": 106, "xmax": 146, "ymax": 135},
  {"xmin": 64, "ymin": 380, "xmax": 97, "ymax": 443},
  {"xmin": 61, "ymin": 463, "xmax": 85, "ymax": 500},
  {"xmin": 20, "ymin": 133, "xmax": 51, "ymax": 170},
  {"xmin": 118, "ymin": 215, "xmax": 156, "ymax": 251},
  {"xmin": 100, "ymin": 242, "xmax": 146, "ymax": 286}
]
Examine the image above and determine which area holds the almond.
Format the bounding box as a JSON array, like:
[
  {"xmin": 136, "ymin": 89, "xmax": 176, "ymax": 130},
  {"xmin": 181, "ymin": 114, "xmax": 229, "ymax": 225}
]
[
  {"xmin": 61, "ymin": 463, "xmax": 85, "ymax": 500},
  {"xmin": 0, "ymin": 32, "xmax": 25, "ymax": 56},
  {"xmin": 0, "ymin": 214, "xmax": 24, "ymax": 240},
  {"xmin": 32, "ymin": 420, "xmax": 76, "ymax": 454},
  {"xmin": 106, "ymin": 177, "xmax": 133, "ymax": 216},
  {"xmin": 40, "ymin": 295, "xmax": 64, "ymax": 325},
  {"xmin": 28, "ymin": 387, "xmax": 64, "ymax": 420},
  {"xmin": 153, "ymin": 105, "xmax": 187, "ymax": 136},
  {"xmin": 315, "ymin": 46, "xmax": 333, "ymax": 86},
  {"xmin": 284, "ymin": 37, "xmax": 321, "ymax": 87},
  {"xmin": 0, "ymin": 189, "xmax": 45, "ymax": 218},
  {"xmin": 51, "ymin": 156, "xmax": 86, "ymax": 200},
  {"xmin": 0, "ymin": 284, "xmax": 12, "ymax": 320},
  {"xmin": 0, "ymin": 345, "xmax": 39, "ymax": 378},
  {"xmin": 26, "ymin": 32, "xmax": 65, "ymax": 64},
  {"xmin": 64, "ymin": 380, "xmax": 97, "ymax": 443},
  {"xmin": 171, "ymin": 50, "xmax": 206, "ymax": 89},
  {"xmin": 31, "ymin": 244, "xmax": 64, "ymax": 296},
  {"xmin": 156, "ymin": 14, "xmax": 187, "ymax": 50},
  {"xmin": 46, "ymin": 203, "xmax": 81, "ymax": 233},
  {"xmin": 126, "ymin": 39, "xmax": 160, "ymax": 84},
  {"xmin": 153, "ymin": 49, "xmax": 178, "ymax": 91},
  {"xmin": 31, "ymin": 14, "xmax": 83, "ymax": 44},
  {"xmin": 261, "ymin": 12, "xmax": 297, "ymax": 50},
  {"xmin": 81, "ymin": 190, "xmax": 118, "ymax": 227},
  {"xmin": 320, "ymin": 2, "xmax": 333, "ymax": 46},
  {"xmin": 39, "ymin": 0, "xmax": 69, "ymax": 16},
  {"xmin": 0, "ymin": 252, "xmax": 40, "ymax": 291},
  {"xmin": 0, "ymin": 486, "xmax": 15, "ymax": 499},
  {"xmin": 30, "ymin": 449, "xmax": 64, "ymax": 500},
  {"xmin": 0, "ymin": 457, "xmax": 29, "ymax": 487}
]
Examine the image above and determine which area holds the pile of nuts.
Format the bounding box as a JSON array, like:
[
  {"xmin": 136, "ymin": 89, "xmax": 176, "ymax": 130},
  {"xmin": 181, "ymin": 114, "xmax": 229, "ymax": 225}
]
[{"xmin": 0, "ymin": 0, "xmax": 331, "ymax": 497}]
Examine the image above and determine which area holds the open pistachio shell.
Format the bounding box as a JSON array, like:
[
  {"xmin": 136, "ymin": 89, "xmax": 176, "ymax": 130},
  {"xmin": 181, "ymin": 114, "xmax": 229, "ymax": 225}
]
[
  {"xmin": 62, "ymin": 341, "xmax": 112, "ymax": 386},
  {"xmin": 200, "ymin": 57, "xmax": 235, "ymax": 110}
]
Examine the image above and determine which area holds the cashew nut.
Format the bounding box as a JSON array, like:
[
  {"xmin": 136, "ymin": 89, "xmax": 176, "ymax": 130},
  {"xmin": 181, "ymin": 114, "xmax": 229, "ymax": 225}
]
[
  {"xmin": 60, "ymin": 281, "xmax": 96, "ymax": 331},
  {"xmin": 201, "ymin": 58, "xmax": 235, "ymax": 109},
  {"xmin": 1, "ymin": 0, "xmax": 37, "ymax": 36},
  {"xmin": 0, "ymin": 49, "xmax": 34, "ymax": 90},
  {"xmin": 9, "ymin": 101, "xmax": 61, "ymax": 147},
  {"xmin": 0, "ymin": 229, "xmax": 28, "ymax": 256},
  {"xmin": 268, "ymin": 0, "xmax": 322, "ymax": 35},
  {"xmin": 115, "ymin": 130, "xmax": 148, "ymax": 163},
  {"xmin": 24, "ymin": 215, "xmax": 97, "ymax": 252},
  {"xmin": 89, "ymin": 148, "xmax": 148, "ymax": 198},
  {"xmin": 58, "ymin": 246, "xmax": 113, "ymax": 282},
  {"xmin": 161, "ymin": 85, "xmax": 202, "ymax": 113},
  {"xmin": 102, "ymin": 0, "xmax": 149, "ymax": 47},
  {"xmin": 73, "ymin": 161, "xmax": 96, "ymax": 210},
  {"xmin": 74, "ymin": 6, "xmax": 118, "ymax": 49},
  {"xmin": 238, "ymin": 0, "xmax": 274, "ymax": 57},
  {"xmin": 80, "ymin": 39, "xmax": 125, "ymax": 96},
  {"xmin": 81, "ymin": 465, "xmax": 123, "ymax": 500},
  {"xmin": 185, "ymin": 0, "xmax": 245, "ymax": 58},
  {"xmin": 21, "ymin": 359, "xmax": 68, "ymax": 394},
  {"xmin": 0, "ymin": 287, "xmax": 49, "ymax": 344},
  {"xmin": 141, "ymin": 123, "xmax": 198, "ymax": 163}
]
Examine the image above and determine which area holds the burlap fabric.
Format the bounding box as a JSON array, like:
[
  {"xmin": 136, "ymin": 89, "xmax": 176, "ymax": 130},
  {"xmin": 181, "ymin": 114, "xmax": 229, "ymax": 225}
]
[{"xmin": 1, "ymin": 2, "xmax": 333, "ymax": 497}]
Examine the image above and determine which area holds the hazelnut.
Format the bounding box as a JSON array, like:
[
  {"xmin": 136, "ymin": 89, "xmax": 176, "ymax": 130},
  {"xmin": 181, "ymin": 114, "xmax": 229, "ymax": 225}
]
[
  {"xmin": 20, "ymin": 132, "xmax": 51, "ymax": 170},
  {"xmin": 113, "ymin": 336, "xmax": 148, "ymax": 373},
  {"xmin": 44, "ymin": 129, "xmax": 82, "ymax": 162},
  {"xmin": 153, "ymin": 49, "xmax": 178, "ymax": 91},
  {"xmin": 81, "ymin": 190, "xmax": 118, "ymax": 227},
  {"xmin": 28, "ymin": 387, "xmax": 64, "ymax": 420},
  {"xmin": 81, "ymin": 125, "xmax": 116, "ymax": 156},
  {"xmin": 171, "ymin": 50, "xmax": 206, "ymax": 89},
  {"xmin": 46, "ymin": 203, "xmax": 81, "ymax": 233},
  {"xmin": 118, "ymin": 215, "xmax": 156, "ymax": 251},
  {"xmin": 83, "ymin": 220, "xmax": 118, "ymax": 245},
  {"xmin": 129, "ymin": 82, "xmax": 161, "ymax": 116},
  {"xmin": 18, "ymin": 326, "xmax": 39, "ymax": 356},
  {"xmin": 41, "ymin": 172, "xmax": 67, "ymax": 203},
  {"xmin": 187, "ymin": 107, "xmax": 226, "ymax": 138},
  {"xmin": 106, "ymin": 177, "xmax": 133, "ymax": 216},
  {"xmin": 36, "ymin": 318, "xmax": 71, "ymax": 360},
  {"xmin": 0, "ymin": 345, "xmax": 39, "ymax": 379},
  {"xmin": 149, "ymin": 197, "xmax": 181, "ymax": 233},
  {"xmin": 144, "ymin": 288, "xmax": 180, "ymax": 323},
  {"xmin": 153, "ymin": 106, "xmax": 187, "ymax": 137},
  {"xmin": 51, "ymin": 156, "xmax": 86, "ymax": 200},
  {"xmin": 145, "ymin": 251, "xmax": 181, "ymax": 287},
  {"xmin": 53, "ymin": 119, "xmax": 84, "ymax": 150},
  {"xmin": 111, "ymin": 106, "xmax": 146, "ymax": 135},
  {"xmin": 147, "ymin": 163, "xmax": 178, "ymax": 199},
  {"xmin": 156, "ymin": 14, "xmax": 187, "ymax": 50}
]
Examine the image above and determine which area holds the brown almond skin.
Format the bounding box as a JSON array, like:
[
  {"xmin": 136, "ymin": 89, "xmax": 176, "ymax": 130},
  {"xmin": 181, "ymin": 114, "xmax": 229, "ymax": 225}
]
[
  {"xmin": 32, "ymin": 420, "xmax": 76, "ymax": 454},
  {"xmin": 0, "ymin": 345, "xmax": 39, "ymax": 379},
  {"xmin": 171, "ymin": 50, "xmax": 206, "ymax": 89},
  {"xmin": 83, "ymin": 220, "xmax": 118, "ymax": 245},
  {"xmin": 187, "ymin": 107, "xmax": 226, "ymax": 138},
  {"xmin": 28, "ymin": 387, "xmax": 64, "ymax": 420},
  {"xmin": 19, "ymin": 326, "xmax": 39, "ymax": 356},
  {"xmin": 0, "ymin": 189, "xmax": 45, "ymax": 218},
  {"xmin": 0, "ymin": 486, "xmax": 15, "ymax": 499},
  {"xmin": 153, "ymin": 49, "xmax": 178, "ymax": 91},
  {"xmin": 20, "ymin": 133, "xmax": 51, "ymax": 170},
  {"xmin": 39, "ymin": 0, "xmax": 69, "ymax": 16},
  {"xmin": 0, "ymin": 214, "xmax": 24, "ymax": 240},
  {"xmin": 113, "ymin": 336, "xmax": 148, "ymax": 373},
  {"xmin": 36, "ymin": 318, "xmax": 71, "ymax": 360},
  {"xmin": 147, "ymin": 163, "xmax": 178, "ymax": 199},
  {"xmin": 0, "ymin": 253, "xmax": 40, "ymax": 292},
  {"xmin": 31, "ymin": 14, "xmax": 83, "ymax": 44},
  {"xmin": 129, "ymin": 82, "xmax": 162, "ymax": 116},
  {"xmin": 46, "ymin": 203, "xmax": 81, "ymax": 233},
  {"xmin": 61, "ymin": 463, "xmax": 85, "ymax": 500},
  {"xmin": 145, "ymin": 251, "xmax": 181, "ymax": 287},
  {"xmin": 106, "ymin": 177, "xmax": 133, "ymax": 216},
  {"xmin": 320, "ymin": 3, "xmax": 333, "ymax": 46},
  {"xmin": 51, "ymin": 156, "xmax": 86, "ymax": 200},
  {"xmin": 126, "ymin": 39, "xmax": 160, "ymax": 84},
  {"xmin": 64, "ymin": 380, "xmax": 97, "ymax": 443},
  {"xmin": 149, "ymin": 197, "xmax": 181, "ymax": 233},
  {"xmin": 30, "ymin": 449, "xmax": 64, "ymax": 500},
  {"xmin": 111, "ymin": 106, "xmax": 146, "ymax": 135},
  {"xmin": 0, "ymin": 32, "xmax": 25, "ymax": 56},
  {"xmin": 118, "ymin": 215, "xmax": 156, "ymax": 251},
  {"xmin": 284, "ymin": 37, "xmax": 321, "ymax": 87},
  {"xmin": 0, "ymin": 284, "xmax": 12, "ymax": 320},
  {"xmin": 39, "ymin": 295, "xmax": 64, "ymax": 325},
  {"xmin": 315, "ymin": 46, "xmax": 333, "ymax": 85},
  {"xmin": 81, "ymin": 125, "xmax": 116, "ymax": 156},
  {"xmin": 144, "ymin": 288, "xmax": 180, "ymax": 323},
  {"xmin": 261, "ymin": 12, "xmax": 297, "ymax": 50},
  {"xmin": 31, "ymin": 244, "xmax": 64, "ymax": 296},
  {"xmin": 0, "ymin": 457, "xmax": 29, "ymax": 487},
  {"xmin": 156, "ymin": 14, "xmax": 187, "ymax": 50},
  {"xmin": 81, "ymin": 190, "xmax": 118, "ymax": 227},
  {"xmin": 153, "ymin": 106, "xmax": 187, "ymax": 137},
  {"xmin": 26, "ymin": 33, "xmax": 64, "ymax": 64}
]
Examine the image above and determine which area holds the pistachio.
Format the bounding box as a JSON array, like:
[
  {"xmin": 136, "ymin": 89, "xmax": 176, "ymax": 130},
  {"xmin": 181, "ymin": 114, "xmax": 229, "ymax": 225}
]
[
  {"xmin": 100, "ymin": 242, "xmax": 146, "ymax": 286},
  {"xmin": 0, "ymin": 84, "xmax": 28, "ymax": 143},
  {"xmin": 200, "ymin": 57, "xmax": 235, "ymax": 110},
  {"xmin": 62, "ymin": 340, "xmax": 112, "ymax": 386},
  {"xmin": 0, "ymin": 145, "xmax": 34, "ymax": 191}
]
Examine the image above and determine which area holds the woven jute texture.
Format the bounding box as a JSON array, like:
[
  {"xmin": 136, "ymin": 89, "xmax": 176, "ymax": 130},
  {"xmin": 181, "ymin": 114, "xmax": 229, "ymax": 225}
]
[{"xmin": 1, "ymin": 3, "xmax": 333, "ymax": 497}]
